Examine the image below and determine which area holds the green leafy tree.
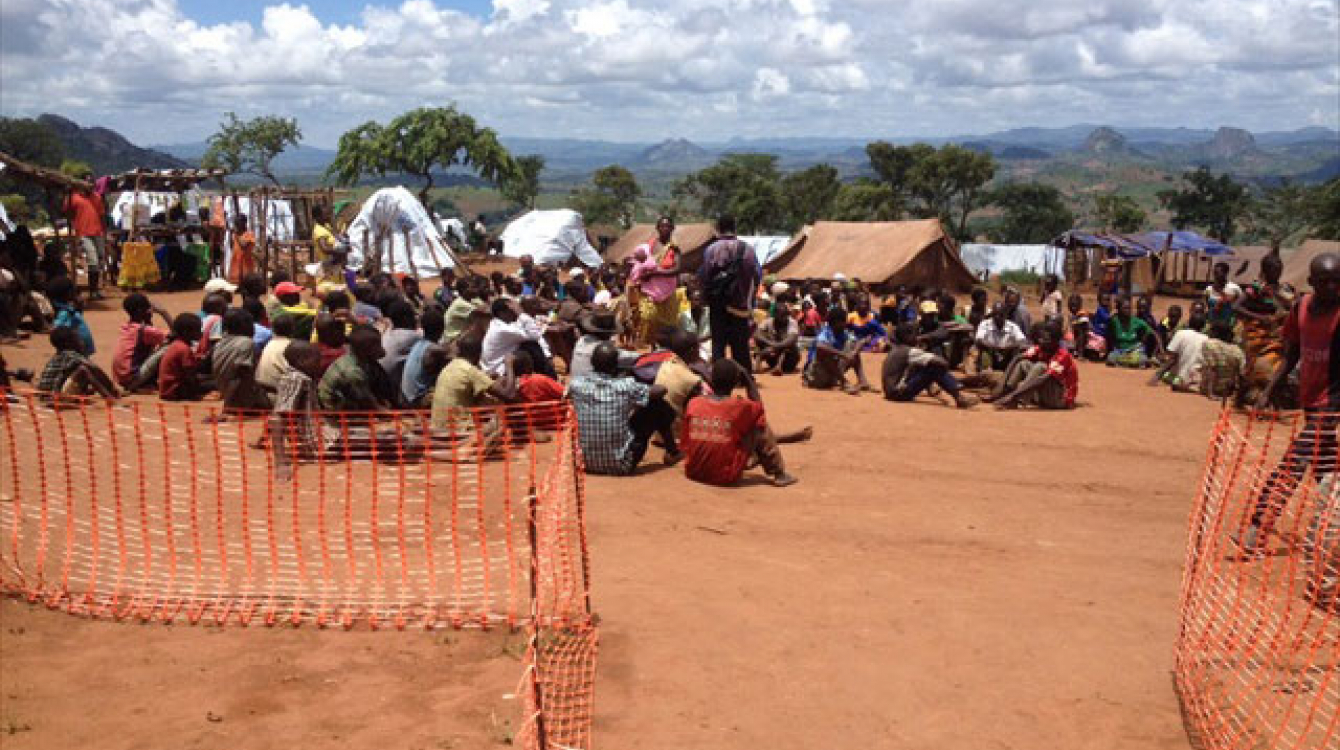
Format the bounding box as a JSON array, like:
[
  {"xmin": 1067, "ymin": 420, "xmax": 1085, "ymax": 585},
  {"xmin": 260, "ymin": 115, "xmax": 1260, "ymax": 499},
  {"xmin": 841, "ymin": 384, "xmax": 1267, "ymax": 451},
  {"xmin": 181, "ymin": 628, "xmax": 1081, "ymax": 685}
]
[
  {"xmin": 327, "ymin": 106, "xmax": 515, "ymax": 219},
  {"xmin": 1093, "ymin": 193, "xmax": 1147, "ymax": 233},
  {"xmin": 906, "ymin": 144, "xmax": 996, "ymax": 239},
  {"xmin": 500, "ymin": 154, "xmax": 545, "ymax": 210},
  {"xmin": 59, "ymin": 159, "xmax": 93, "ymax": 179},
  {"xmin": 1246, "ymin": 180, "xmax": 1313, "ymax": 251},
  {"xmin": 780, "ymin": 164, "xmax": 841, "ymax": 231},
  {"xmin": 1308, "ymin": 178, "xmax": 1340, "ymax": 239},
  {"xmin": 592, "ymin": 165, "xmax": 640, "ymax": 227},
  {"xmin": 677, "ymin": 154, "xmax": 784, "ymax": 233},
  {"xmin": 865, "ymin": 141, "xmax": 932, "ymax": 216},
  {"xmin": 826, "ymin": 181, "xmax": 900, "ymax": 222},
  {"xmin": 569, "ymin": 165, "xmax": 641, "ymax": 228},
  {"xmin": 201, "ymin": 112, "xmax": 302, "ymax": 186},
  {"xmin": 989, "ymin": 182, "xmax": 1075, "ymax": 243},
  {"xmin": 1157, "ymin": 167, "xmax": 1251, "ymax": 242}
]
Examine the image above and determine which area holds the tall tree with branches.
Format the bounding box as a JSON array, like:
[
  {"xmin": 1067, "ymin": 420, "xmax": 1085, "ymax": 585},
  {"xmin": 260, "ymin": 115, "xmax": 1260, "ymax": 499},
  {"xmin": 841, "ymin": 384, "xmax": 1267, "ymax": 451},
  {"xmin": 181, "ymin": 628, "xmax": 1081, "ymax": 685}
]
[
  {"xmin": 201, "ymin": 112, "xmax": 302, "ymax": 186},
  {"xmin": 327, "ymin": 106, "xmax": 516, "ymax": 221}
]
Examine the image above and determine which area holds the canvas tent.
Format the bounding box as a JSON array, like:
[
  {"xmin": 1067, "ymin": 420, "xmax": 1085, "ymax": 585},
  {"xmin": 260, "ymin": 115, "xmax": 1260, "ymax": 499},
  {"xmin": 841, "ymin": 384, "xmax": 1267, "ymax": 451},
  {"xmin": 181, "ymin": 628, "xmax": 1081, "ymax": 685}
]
[
  {"xmin": 766, "ymin": 219, "xmax": 977, "ymax": 291},
  {"xmin": 1282, "ymin": 239, "xmax": 1340, "ymax": 291},
  {"xmin": 604, "ymin": 223, "xmax": 718, "ymax": 270},
  {"xmin": 499, "ymin": 210, "xmax": 602, "ymax": 267},
  {"xmin": 739, "ymin": 236, "xmax": 792, "ymax": 267},
  {"xmin": 346, "ymin": 187, "xmax": 458, "ymax": 278}
]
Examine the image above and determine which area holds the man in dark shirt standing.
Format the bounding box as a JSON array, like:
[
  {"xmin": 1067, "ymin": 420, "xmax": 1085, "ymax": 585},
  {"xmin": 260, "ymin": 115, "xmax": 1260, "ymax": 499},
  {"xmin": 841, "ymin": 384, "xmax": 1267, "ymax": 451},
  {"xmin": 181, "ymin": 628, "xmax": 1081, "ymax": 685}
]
[{"xmin": 697, "ymin": 215, "xmax": 761, "ymax": 372}]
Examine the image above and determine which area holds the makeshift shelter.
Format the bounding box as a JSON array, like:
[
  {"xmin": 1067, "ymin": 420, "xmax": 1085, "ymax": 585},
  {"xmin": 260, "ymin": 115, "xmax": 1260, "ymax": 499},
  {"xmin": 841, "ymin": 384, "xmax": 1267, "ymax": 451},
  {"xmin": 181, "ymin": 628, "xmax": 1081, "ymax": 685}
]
[
  {"xmin": 112, "ymin": 189, "xmax": 207, "ymax": 230},
  {"xmin": 604, "ymin": 223, "xmax": 718, "ymax": 270},
  {"xmin": 499, "ymin": 210, "xmax": 603, "ymax": 268},
  {"xmin": 739, "ymin": 236, "xmax": 791, "ymax": 267},
  {"xmin": 960, "ymin": 244, "xmax": 1063, "ymax": 280},
  {"xmin": 1282, "ymin": 239, "xmax": 1340, "ymax": 291},
  {"xmin": 1052, "ymin": 230, "xmax": 1234, "ymax": 295},
  {"xmin": 347, "ymin": 187, "xmax": 460, "ymax": 278},
  {"xmin": 765, "ymin": 219, "xmax": 977, "ymax": 292}
]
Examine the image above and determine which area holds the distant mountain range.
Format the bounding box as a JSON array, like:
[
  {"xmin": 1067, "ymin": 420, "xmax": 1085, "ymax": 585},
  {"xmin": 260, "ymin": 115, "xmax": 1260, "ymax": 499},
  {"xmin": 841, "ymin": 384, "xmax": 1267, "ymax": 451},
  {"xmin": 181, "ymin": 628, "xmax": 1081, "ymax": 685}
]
[{"xmin": 18, "ymin": 111, "xmax": 1332, "ymax": 185}]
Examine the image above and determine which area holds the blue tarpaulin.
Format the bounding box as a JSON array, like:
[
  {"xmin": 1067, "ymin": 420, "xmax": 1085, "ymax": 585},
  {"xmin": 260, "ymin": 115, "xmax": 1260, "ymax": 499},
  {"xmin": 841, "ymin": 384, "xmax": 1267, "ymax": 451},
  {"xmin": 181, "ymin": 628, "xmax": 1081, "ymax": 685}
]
[
  {"xmin": 1052, "ymin": 230, "xmax": 1233, "ymax": 258},
  {"xmin": 1136, "ymin": 231, "xmax": 1233, "ymax": 256}
]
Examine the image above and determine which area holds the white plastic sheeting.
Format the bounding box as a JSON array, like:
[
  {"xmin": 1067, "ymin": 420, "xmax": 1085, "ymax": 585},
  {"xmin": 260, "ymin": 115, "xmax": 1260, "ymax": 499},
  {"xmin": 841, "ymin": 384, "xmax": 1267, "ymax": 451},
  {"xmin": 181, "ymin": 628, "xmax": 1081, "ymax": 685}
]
[
  {"xmin": 223, "ymin": 197, "xmax": 295, "ymax": 242},
  {"xmin": 347, "ymin": 187, "xmax": 456, "ymax": 278},
  {"xmin": 960, "ymin": 243, "xmax": 1065, "ymax": 280},
  {"xmin": 110, "ymin": 189, "xmax": 206, "ymax": 230},
  {"xmin": 499, "ymin": 210, "xmax": 602, "ymax": 267},
  {"xmin": 438, "ymin": 217, "xmax": 469, "ymax": 247},
  {"xmin": 739, "ymin": 236, "xmax": 790, "ymax": 267}
]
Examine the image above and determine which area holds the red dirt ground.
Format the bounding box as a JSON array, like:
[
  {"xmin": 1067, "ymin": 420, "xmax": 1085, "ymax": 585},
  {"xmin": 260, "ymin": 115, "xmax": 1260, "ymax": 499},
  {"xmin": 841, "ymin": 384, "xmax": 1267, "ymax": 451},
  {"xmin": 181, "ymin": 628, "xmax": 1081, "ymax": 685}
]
[{"xmin": 1, "ymin": 288, "xmax": 1213, "ymax": 749}]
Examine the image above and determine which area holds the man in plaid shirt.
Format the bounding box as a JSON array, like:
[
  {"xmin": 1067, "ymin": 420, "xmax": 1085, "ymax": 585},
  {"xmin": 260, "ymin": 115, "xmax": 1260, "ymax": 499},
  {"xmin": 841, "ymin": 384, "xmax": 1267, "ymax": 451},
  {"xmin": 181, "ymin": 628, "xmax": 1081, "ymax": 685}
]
[
  {"xmin": 35, "ymin": 326, "xmax": 117, "ymax": 399},
  {"xmin": 566, "ymin": 341, "xmax": 679, "ymax": 475}
]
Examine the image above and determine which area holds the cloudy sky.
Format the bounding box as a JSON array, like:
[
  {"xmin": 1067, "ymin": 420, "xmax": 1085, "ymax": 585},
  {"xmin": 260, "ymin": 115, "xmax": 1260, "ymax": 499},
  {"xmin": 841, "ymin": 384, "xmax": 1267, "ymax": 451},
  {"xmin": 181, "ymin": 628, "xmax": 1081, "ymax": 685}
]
[{"xmin": 1, "ymin": 0, "xmax": 1337, "ymax": 147}]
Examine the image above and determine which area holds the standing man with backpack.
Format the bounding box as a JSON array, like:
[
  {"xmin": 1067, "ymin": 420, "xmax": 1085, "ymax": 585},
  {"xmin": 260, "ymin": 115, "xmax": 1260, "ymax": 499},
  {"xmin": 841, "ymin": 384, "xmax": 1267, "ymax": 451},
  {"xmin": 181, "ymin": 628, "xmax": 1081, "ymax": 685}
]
[{"xmin": 697, "ymin": 215, "xmax": 761, "ymax": 372}]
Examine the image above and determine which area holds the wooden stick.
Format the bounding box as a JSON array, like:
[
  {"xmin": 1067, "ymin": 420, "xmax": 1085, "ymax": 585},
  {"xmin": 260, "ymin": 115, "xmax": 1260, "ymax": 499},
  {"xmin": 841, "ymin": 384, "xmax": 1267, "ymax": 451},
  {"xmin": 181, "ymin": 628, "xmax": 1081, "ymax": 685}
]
[{"xmin": 423, "ymin": 234, "xmax": 447, "ymax": 276}]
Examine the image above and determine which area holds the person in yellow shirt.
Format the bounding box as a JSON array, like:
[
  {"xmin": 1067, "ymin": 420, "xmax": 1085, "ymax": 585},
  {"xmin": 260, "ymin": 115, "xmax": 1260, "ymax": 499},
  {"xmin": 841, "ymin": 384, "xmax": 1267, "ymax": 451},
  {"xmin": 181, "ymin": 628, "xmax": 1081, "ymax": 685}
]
[{"xmin": 311, "ymin": 206, "xmax": 336, "ymax": 260}]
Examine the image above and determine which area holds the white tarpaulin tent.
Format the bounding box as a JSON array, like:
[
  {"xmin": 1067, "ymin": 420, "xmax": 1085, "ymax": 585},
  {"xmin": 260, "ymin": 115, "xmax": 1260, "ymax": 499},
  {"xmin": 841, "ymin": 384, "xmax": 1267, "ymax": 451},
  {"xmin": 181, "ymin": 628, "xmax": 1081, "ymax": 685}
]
[
  {"xmin": 960, "ymin": 244, "xmax": 1065, "ymax": 280},
  {"xmin": 347, "ymin": 187, "xmax": 457, "ymax": 277},
  {"xmin": 500, "ymin": 210, "xmax": 602, "ymax": 267},
  {"xmin": 740, "ymin": 236, "xmax": 790, "ymax": 267}
]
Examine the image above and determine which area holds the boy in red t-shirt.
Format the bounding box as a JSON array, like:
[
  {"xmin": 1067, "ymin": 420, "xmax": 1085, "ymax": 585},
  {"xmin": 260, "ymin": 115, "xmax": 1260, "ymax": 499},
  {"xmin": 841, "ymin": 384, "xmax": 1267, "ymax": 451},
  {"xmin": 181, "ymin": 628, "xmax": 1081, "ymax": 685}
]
[
  {"xmin": 513, "ymin": 350, "xmax": 565, "ymax": 432},
  {"xmin": 159, "ymin": 313, "xmax": 212, "ymax": 401},
  {"xmin": 1243, "ymin": 252, "xmax": 1340, "ymax": 556},
  {"xmin": 682, "ymin": 359, "xmax": 799, "ymax": 488},
  {"xmin": 112, "ymin": 293, "xmax": 173, "ymax": 390}
]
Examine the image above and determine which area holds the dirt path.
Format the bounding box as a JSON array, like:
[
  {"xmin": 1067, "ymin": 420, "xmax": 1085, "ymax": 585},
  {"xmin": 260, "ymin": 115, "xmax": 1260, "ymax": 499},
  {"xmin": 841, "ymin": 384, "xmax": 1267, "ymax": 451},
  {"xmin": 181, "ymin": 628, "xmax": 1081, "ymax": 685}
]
[{"xmin": 1, "ymin": 291, "xmax": 1212, "ymax": 748}]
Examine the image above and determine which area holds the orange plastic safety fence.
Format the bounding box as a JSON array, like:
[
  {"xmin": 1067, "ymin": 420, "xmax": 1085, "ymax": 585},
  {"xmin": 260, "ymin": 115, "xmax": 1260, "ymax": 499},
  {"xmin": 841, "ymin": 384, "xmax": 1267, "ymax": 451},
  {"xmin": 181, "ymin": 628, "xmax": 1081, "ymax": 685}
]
[
  {"xmin": 0, "ymin": 391, "xmax": 591, "ymax": 631},
  {"xmin": 1176, "ymin": 408, "xmax": 1340, "ymax": 750},
  {"xmin": 519, "ymin": 622, "xmax": 600, "ymax": 750}
]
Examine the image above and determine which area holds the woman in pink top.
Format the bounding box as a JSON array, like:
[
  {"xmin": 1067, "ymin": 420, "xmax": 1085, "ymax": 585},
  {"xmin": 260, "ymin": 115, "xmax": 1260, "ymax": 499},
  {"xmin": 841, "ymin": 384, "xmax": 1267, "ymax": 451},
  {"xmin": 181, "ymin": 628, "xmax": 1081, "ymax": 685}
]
[{"xmin": 630, "ymin": 216, "xmax": 683, "ymax": 347}]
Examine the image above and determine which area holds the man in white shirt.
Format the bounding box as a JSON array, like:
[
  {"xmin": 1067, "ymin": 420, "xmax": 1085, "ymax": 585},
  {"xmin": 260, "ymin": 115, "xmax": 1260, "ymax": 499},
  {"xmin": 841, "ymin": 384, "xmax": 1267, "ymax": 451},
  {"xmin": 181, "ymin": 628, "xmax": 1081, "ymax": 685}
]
[
  {"xmin": 1151, "ymin": 307, "xmax": 1209, "ymax": 391},
  {"xmin": 481, "ymin": 298, "xmax": 545, "ymax": 376},
  {"xmin": 974, "ymin": 302, "xmax": 1028, "ymax": 371}
]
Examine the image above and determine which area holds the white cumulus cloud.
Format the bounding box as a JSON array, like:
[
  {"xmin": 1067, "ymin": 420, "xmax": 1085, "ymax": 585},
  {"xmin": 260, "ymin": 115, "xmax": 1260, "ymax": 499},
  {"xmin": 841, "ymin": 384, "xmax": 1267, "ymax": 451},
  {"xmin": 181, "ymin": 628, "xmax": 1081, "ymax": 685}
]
[{"xmin": 0, "ymin": 0, "xmax": 1333, "ymax": 146}]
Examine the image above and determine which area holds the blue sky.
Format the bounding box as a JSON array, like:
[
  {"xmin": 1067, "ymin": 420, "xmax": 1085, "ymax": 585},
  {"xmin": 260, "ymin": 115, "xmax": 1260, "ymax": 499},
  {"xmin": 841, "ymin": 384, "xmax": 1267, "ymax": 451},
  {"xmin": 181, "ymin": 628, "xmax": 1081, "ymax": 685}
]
[{"xmin": 2, "ymin": 0, "xmax": 1337, "ymax": 147}]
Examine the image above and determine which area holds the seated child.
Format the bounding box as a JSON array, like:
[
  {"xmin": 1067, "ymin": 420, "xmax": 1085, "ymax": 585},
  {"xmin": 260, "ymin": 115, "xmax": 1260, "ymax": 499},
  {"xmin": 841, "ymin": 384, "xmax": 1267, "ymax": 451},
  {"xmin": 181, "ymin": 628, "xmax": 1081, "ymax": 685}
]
[
  {"xmin": 160, "ymin": 313, "xmax": 212, "ymax": 401},
  {"xmin": 36, "ymin": 326, "xmax": 117, "ymax": 399}
]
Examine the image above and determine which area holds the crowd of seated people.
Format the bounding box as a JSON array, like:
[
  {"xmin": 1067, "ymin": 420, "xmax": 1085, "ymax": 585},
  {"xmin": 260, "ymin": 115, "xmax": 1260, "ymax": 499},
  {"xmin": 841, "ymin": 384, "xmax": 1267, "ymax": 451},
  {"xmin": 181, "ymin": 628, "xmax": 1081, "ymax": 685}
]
[{"xmin": 12, "ymin": 204, "xmax": 1337, "ymax": 495}]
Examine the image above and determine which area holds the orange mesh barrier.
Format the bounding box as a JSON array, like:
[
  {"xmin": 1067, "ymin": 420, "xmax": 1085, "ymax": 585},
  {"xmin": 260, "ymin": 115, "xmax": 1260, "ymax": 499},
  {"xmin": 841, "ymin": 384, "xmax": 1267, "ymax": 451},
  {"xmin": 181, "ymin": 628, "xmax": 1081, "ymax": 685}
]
[
  {"xmin": 1176, "ymin": 408, "xmax": 1339, "ymax": 750},
  {"xmin": 0, "ymin": 391, "xmax": 598, "ymax": 748}
]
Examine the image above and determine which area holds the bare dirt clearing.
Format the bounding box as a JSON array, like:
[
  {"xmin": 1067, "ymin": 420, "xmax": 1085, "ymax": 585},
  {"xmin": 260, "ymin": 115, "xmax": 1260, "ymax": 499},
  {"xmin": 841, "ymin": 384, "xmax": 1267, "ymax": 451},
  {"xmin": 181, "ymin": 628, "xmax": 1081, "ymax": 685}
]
[{"xmin": 1, "ymin": 290, "xmax": 1210, "ymax": 749}]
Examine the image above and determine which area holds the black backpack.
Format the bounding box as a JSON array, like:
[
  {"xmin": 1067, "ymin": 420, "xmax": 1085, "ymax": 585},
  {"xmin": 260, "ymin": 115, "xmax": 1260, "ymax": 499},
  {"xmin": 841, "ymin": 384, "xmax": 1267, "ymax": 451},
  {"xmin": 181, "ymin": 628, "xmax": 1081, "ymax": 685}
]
[{"xmin": 705, "ymin": 240, "xmax": 745, "ymax": 304}]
